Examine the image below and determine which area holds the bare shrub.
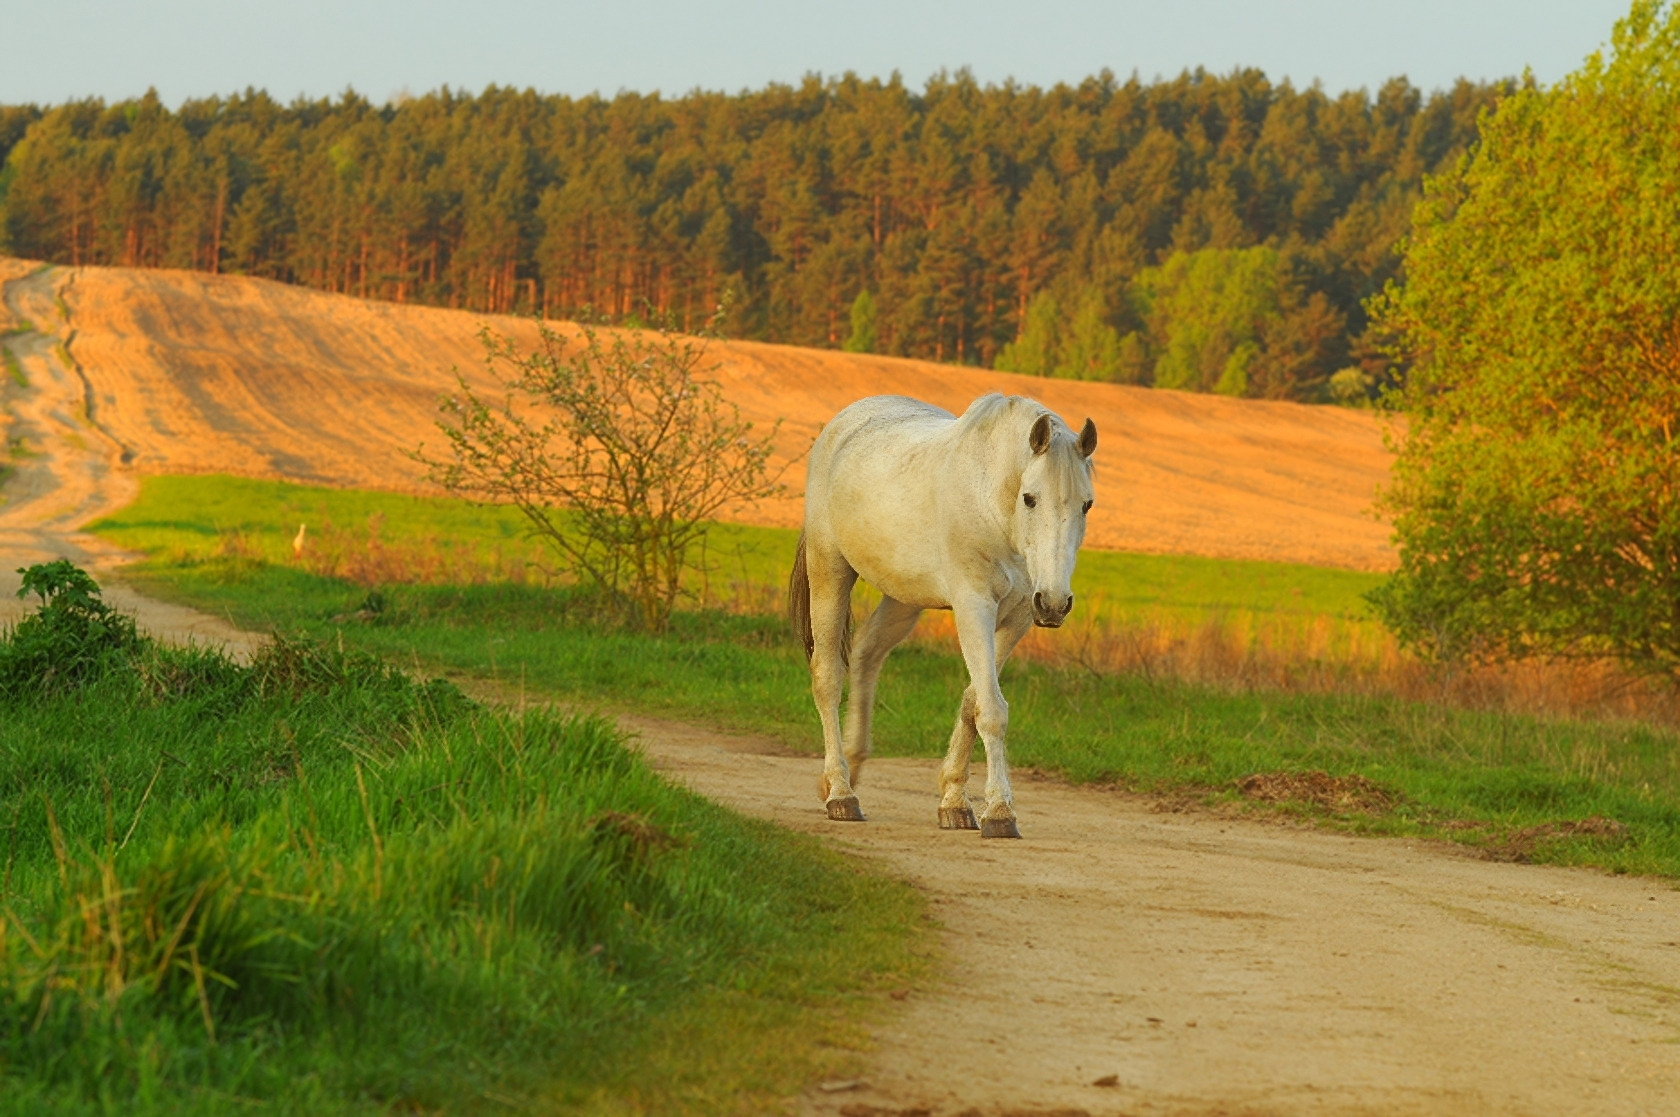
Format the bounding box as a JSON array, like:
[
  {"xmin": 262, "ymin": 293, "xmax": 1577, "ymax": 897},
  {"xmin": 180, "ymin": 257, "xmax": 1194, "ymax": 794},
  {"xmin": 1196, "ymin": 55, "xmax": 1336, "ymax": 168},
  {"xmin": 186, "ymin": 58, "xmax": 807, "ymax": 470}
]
[{"xmin": 418, "ymin": 313, "xmax": 781, "ymax": 630}]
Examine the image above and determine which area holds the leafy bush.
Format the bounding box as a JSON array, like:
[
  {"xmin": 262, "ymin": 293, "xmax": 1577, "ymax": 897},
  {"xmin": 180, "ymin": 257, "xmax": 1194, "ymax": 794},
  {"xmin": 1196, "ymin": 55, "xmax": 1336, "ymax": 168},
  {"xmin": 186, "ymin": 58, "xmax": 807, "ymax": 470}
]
[
  {"xmin": 0, "ymin": 559, "xmax": 141, "ymax": 697},
  {"xmin": 1369, "ymin": 0, "xmax": 1680, "ymax": 677}
]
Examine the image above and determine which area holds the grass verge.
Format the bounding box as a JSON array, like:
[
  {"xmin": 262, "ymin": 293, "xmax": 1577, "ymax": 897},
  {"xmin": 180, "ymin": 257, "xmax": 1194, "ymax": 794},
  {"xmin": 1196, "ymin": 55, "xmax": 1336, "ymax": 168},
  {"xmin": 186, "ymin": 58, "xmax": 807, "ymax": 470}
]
[
  {"xmin": 103, "ymin": 475, "xmax": 1680, "ymax": 725},
  {"xmin": 88, "ymin": 477, "xmax": 1680, "ymax": 882},
  {"xmin": 0, "ymin": 568, "xmax": 929, "ymax": 1113}
]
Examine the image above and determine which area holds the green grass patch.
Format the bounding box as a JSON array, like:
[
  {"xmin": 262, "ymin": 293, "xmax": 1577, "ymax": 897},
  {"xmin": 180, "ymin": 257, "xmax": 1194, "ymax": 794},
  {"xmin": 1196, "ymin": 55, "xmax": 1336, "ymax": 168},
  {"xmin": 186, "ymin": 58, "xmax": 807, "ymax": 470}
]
[
  {"xmin": 95, "ymin": 474, "xmax": 1386, "ymax": 627},
  {"xmin": 0, "ymin": 570, "xmax": 928, "ymax": 1113},
  {"xmin": 91, "ymin": 476, "xmax": 1680, "ymax": 881}
]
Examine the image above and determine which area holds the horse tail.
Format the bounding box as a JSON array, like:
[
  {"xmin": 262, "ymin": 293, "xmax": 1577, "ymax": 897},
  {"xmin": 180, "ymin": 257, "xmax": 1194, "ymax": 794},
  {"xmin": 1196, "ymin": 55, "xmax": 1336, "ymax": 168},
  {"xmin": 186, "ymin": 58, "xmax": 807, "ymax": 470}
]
[
  {"xmin": 789, "ymin": 532, "xmax": 814, "ymax": 662},
  {"xmin": 787, "ymin": 532, "xmax": 852, "ymax": 667}
]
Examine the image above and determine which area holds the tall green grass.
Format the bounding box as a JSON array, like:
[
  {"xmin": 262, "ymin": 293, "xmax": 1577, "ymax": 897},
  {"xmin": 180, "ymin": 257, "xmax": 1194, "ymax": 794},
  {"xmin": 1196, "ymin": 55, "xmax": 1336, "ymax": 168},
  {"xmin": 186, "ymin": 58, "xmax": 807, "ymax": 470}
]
[{"xmin": 0, "ymin": 570, "xmax": 926, "ymax": 1113}]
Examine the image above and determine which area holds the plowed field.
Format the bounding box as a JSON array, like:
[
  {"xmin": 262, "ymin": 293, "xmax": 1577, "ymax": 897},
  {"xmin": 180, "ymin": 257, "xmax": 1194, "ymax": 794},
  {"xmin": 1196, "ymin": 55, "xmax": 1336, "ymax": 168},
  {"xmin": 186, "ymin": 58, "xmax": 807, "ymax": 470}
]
[{"xmin": 19, "ymin": 260, "xmax": 1392, "ymax": 570}]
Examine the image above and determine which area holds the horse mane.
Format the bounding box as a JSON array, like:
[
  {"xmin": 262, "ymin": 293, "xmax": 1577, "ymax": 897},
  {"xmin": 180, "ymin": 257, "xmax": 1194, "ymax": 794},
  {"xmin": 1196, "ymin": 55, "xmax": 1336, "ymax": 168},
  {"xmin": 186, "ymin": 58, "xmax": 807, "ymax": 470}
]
[
  {"xmin": 954, "ymin": 392, "xmax": 1023, "ymax": 436},
  {"xmin": 954, "ymin": 392, "xmax": 1072, "ymax": 449}
]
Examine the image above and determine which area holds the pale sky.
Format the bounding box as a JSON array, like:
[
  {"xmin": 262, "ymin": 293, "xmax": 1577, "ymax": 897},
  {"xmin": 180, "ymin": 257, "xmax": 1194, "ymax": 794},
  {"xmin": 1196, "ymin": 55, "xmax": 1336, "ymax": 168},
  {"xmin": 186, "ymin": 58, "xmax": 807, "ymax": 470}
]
[{"xmin": 0, "ymin": 0, "xmax": 1635, "ymax": 107}]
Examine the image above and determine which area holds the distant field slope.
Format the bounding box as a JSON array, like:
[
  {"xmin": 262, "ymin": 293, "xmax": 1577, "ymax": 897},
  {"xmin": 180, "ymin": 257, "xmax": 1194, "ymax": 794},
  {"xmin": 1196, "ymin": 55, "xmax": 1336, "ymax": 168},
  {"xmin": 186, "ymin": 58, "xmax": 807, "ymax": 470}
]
[{"xmin": 33, "ymin": 260, "xmax": 1393, "ymax": 569}]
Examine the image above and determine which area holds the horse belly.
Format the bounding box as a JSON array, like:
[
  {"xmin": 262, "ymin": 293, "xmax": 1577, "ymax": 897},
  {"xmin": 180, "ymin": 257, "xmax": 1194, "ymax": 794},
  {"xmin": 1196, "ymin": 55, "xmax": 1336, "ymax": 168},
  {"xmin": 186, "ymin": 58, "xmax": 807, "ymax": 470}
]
[
  {"xmin": 808, "ymin": 396, "xmax": 970, "ymax": 609},
  {"xmin": 837, "ymin": 520, "xmax": 951, "ymax": 609},
  {"xmin": 827, "ymin": 467, "xmax": 952, "ymax": 608}
]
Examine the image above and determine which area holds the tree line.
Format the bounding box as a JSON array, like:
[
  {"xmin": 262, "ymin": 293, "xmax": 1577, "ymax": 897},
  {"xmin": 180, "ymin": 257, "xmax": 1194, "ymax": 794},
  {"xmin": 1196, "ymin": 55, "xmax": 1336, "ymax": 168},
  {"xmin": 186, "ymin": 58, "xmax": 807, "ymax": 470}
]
[{"xmin": 0, "ymin": 70, "xmax": 1509, "ymax": 400}]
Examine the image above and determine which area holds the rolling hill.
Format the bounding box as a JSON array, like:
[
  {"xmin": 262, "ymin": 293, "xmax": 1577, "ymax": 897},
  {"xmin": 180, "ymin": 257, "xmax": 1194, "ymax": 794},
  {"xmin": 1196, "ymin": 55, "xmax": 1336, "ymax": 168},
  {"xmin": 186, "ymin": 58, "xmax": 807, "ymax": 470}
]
[{"xmin": 3, "ymin": 259, "xmax": 1395, "ymax": 570}]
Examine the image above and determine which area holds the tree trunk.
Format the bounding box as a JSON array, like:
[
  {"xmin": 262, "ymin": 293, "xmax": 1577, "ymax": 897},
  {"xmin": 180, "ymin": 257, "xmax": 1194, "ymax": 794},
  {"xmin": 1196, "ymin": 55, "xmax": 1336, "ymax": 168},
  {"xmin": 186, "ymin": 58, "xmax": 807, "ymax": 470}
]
[{"xmin": 209, "ymin": 177, "xmax": 227, "ymax": 274}]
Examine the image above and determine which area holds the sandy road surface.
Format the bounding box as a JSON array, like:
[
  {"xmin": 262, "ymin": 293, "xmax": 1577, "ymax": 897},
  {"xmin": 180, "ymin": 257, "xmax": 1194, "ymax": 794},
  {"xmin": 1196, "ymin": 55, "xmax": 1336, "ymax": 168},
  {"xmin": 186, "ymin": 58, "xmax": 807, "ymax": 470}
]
[
  {"xmin": 4, "ymin": 262, "xmax": 1678, "ymax": 1115},
  {"xmin": 630, "ymin": 719, "xmax": 1680, "ymax": 1117}
]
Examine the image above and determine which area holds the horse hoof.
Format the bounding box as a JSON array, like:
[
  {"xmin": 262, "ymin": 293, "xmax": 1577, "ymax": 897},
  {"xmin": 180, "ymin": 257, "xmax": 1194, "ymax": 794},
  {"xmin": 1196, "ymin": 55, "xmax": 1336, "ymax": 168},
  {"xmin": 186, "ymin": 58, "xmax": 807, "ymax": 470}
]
[
  {"xmin": 980, "ymin": 816, "xmax": 1021, "ymax": 839},
  {"xmin": 938, "ymin": 807, "xmax": 979, "ymax": 830},
  {"xmin": 827, "ymin": 797, "xmax": 866, "ymax": 822}
]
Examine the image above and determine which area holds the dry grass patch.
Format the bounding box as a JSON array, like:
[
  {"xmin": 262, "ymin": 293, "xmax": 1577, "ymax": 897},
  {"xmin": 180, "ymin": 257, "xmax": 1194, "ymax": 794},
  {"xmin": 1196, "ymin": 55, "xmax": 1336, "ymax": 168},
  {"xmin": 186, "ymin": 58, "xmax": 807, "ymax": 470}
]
[{"xmin": 1233, "ymin": 770, "xmax": 1399, "ymax": 814}]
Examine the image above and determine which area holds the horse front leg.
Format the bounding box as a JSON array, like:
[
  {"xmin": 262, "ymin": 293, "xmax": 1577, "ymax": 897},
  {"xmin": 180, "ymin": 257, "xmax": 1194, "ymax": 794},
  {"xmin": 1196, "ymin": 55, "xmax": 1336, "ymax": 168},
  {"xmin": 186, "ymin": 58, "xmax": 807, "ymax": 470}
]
[
  {"xmin": 947, "ymin": 597, "xmax": 1029, "ymax": 838},
  {"xmin": 938, "ymin": 601, "xmax": 1032, "ymax": 832}
]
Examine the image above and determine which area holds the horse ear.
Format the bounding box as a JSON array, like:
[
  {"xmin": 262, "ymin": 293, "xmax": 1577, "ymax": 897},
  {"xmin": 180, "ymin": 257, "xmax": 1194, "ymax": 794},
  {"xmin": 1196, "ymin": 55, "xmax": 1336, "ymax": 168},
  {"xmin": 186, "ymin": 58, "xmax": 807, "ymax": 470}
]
[
  {"xmin": 1077, "ymin": 418, "xmax": 1097, "ymax": 458},
  {"xmin": 1029, "ymin": 414, "xmax": 1053, "ymax": 455}
]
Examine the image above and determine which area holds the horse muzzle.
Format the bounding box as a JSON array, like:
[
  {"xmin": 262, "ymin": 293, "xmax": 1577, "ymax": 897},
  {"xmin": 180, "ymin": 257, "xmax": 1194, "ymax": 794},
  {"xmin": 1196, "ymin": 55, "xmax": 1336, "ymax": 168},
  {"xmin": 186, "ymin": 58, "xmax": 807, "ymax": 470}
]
[{"xmin": 1031, "ymin": 591, "xmax": 1073, "ymax": 628}]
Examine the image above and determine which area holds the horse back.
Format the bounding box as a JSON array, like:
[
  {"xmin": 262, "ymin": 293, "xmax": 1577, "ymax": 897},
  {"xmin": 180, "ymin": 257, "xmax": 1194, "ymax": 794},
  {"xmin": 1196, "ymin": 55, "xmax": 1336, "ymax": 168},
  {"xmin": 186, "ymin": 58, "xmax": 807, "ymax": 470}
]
[
  {"xmin": 804, "ymin": 395, "xmax": 1009, "ymax": 607},
  {"xmin": 807, "ymin": 396, "xmax": 958, "ymax": 513}
]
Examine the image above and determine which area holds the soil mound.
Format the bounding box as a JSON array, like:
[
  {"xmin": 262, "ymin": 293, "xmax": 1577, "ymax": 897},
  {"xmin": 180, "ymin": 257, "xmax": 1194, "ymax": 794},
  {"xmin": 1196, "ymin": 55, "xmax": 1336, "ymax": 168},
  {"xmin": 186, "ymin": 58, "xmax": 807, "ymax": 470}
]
[{"xmin": 1234, "ymin": 769, "xmax": 1398, "ymax": 813}]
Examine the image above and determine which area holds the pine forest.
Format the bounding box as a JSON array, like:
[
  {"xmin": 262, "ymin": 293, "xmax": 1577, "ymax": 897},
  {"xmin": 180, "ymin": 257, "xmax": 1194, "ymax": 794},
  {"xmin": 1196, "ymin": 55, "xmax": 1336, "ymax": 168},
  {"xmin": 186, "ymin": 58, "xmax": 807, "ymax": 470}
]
[{"xmin": 0, "ymin": 70, "xmax": 1510, "ymax": 401}]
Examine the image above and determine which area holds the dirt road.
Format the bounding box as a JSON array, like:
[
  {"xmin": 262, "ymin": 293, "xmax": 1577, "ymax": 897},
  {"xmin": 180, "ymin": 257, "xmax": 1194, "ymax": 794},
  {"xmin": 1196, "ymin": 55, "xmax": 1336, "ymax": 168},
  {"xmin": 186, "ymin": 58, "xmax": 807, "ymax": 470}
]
[
  {"xmin": 0, "ymin": 263, "xmax": 263, "ymax": 653},
  {"xmin": 3, "ymin": 263, "xmax": 1677, "ymax": 1115},
  {"xmin": 631, "ymin": 719, "xmax": 1680, "ymax": 1117}
]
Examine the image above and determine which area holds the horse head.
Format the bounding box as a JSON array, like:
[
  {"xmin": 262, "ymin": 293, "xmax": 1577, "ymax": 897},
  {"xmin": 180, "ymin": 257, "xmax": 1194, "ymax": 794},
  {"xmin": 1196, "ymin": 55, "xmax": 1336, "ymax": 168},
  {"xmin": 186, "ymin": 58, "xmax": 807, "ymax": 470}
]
[{"xmin": 1016, "ymin": 412, "xmax": 1097, "ymax": 628}]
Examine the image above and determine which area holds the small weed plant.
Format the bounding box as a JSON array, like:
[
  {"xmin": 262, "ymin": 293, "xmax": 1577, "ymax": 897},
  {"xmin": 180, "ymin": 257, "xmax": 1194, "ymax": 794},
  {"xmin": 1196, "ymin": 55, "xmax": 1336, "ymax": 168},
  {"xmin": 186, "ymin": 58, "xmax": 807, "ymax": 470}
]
[{"xmin": 1, "ymin": 559, "xmax": 141, "ymax": 697}]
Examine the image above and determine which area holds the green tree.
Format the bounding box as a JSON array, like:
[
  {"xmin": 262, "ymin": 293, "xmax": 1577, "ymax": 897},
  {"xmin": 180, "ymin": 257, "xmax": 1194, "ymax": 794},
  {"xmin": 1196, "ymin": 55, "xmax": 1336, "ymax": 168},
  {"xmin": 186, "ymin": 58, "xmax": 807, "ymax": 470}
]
[
  {"xmin": 993, "ymin": 290, "xmax": 1059, "ymax": 376},
  {"xmin": 1369, "ymin": 0, "xmax": 1680, "ymax": 676},
  {"xmin": 1132, "ymin": 246, "xmax": 1281, "ymax": 395},
  {"xmin": 842, "ymin": 289, "xmax": 877, "ymax": 353},
  {"xmin": 1055, "ymin": 286, "xmax": 1122, "ymax": 380}
]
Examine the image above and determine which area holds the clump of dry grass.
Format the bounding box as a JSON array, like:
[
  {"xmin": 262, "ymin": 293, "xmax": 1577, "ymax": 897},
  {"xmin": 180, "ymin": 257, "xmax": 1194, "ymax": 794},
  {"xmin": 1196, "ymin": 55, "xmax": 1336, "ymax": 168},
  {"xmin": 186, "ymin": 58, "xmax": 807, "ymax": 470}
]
[
  {"xmin": 1233, "ymin": 770, "xmax": 1398, "ymax": 813},
  {"xmin": 906, "ymin": 598, "xmax": 1680, "ymax": 729}
]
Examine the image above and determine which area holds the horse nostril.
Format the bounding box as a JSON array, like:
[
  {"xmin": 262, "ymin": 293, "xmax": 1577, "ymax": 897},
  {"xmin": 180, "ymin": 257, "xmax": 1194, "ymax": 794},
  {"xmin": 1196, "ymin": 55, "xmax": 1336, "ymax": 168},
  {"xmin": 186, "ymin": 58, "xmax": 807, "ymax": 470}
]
[
  {"xmin": 1065, "ymin": 594, "xmax": 1074, "ymax": 615},
  {"xmin": 1033, "ymin": 591, "xmax": 1045, "ymax": 613}
]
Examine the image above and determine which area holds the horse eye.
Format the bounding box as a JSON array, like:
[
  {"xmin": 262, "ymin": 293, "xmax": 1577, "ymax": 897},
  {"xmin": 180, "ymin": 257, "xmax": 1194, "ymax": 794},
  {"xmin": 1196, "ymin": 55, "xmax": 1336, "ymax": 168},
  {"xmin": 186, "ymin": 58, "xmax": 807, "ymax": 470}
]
[
  {"xmin": 1022, "ymin": 493, "xmax": 1037, "ymax": 509},
  {"xmin": 1082, "ymin": 500, "xmax": 1093, "ymax": 514}
]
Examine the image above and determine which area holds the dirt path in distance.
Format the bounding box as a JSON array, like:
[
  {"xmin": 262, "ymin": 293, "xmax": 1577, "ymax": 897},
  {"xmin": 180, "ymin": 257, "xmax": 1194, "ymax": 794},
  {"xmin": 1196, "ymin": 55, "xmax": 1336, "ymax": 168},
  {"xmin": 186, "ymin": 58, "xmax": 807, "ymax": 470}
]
[
  {"xmin": 0, "ymin": 265, "xmax": 264, "ymax": 654},
  {"xmin": 625, "ymin": 715, "xmax": 1680, "ymax": 1117}
]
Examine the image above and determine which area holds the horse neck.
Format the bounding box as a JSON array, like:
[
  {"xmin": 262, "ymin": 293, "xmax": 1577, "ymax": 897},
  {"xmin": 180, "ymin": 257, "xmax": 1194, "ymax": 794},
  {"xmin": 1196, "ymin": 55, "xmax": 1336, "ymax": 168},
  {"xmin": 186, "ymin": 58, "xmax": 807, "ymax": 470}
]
[{"xmin": 951, "ymin": 411, "xmax": 1030, "ymax": 542}]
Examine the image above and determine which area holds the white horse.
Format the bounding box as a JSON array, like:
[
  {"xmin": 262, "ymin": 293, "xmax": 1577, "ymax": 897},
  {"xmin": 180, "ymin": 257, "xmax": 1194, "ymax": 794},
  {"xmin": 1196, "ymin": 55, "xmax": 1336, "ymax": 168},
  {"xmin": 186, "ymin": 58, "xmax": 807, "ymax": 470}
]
[{"xmin": 788, "ymin": 393, "xmax": 1097, "ymax": 838}]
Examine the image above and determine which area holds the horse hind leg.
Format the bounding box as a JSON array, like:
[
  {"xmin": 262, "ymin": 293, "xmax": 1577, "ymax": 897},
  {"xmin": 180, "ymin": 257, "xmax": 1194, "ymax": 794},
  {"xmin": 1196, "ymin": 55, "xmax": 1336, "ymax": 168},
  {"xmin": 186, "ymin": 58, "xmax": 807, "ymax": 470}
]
[
  {"xmin": 805, "ymin": 544, "xmax": 864, "ymax": 822},
  {"xmin": 842, "ymin": 595, "xmax": 922, "ymax": 787},
  {"xmin": 937, "ymin": 686, "xmax": 981, "ymax": 830}
]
